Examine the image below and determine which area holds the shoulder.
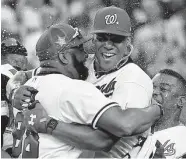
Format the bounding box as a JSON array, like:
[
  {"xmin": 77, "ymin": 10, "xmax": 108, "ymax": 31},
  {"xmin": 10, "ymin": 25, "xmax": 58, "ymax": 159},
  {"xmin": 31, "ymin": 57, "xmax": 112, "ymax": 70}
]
[
  {"xmin": 153, "ymin": 126, "xmax": 186, "ymax": 143},
  {"xmin": 118, "ymin": 63, "xmax": 152, "ymax": 84},
  {"xmin": 116, "ymin": 63, "xmax": 153, "ymax": 96},
  {"xmin": 26, "ymin": 74, "xmax": 69, "ymax": 89},
  {"xmin": 155, "ymin": 126, "xmax": 186, "ymax": 136}
]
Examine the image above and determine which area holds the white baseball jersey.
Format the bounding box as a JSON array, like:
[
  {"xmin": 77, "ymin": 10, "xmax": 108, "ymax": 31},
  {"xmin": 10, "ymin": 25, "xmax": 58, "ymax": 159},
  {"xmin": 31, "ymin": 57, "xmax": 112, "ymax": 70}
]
[
  {"xmin": 84, "ymin": 55, "xmax": 153, "ymax": 158},
  {"xmin": 153, "ymin": 126, "xmax": 186, "ymax": 158},
  {"xmin": 13, "ymin": 74, "xmax": 119, "ymax": 158}
]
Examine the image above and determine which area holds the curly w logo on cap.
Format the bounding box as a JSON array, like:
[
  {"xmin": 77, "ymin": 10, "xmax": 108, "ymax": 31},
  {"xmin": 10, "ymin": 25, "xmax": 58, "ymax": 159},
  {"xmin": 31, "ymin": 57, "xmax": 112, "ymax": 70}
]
[{"xmin": 105, "ymin": 14, "xmax": 119, "ymax": 25}]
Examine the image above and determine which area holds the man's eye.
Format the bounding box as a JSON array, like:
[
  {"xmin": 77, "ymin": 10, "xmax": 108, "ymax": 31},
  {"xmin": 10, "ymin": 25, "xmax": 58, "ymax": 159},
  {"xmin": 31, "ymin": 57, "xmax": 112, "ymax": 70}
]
[
  {"xmin": 111, "ymin": 37, "xmax": 124, "ymax": 43},
  {"xmin": 160, "ymin": 87, "xmax": 167, "ymax": 92},
  {"xmin": 96, "ymin": 36, "xmax": 106, "ymax": 42}
]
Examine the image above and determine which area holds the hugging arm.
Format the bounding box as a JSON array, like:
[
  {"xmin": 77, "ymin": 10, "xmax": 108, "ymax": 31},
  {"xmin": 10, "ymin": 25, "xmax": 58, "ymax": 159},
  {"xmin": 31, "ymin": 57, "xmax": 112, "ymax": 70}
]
[
  {"xmin": 95, "ymin": 104, "xmax": 161, "ymax": 137},
  {"xmin": 51, "ymin": 122, "xmax": 118, "ymax": 151}
]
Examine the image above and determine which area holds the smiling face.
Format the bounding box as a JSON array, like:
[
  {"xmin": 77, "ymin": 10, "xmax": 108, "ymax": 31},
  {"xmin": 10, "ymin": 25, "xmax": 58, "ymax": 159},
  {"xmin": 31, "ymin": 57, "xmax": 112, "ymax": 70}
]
[{"xmin": 93, "ymin": 33, "xmax": 129, "ymax": 71}]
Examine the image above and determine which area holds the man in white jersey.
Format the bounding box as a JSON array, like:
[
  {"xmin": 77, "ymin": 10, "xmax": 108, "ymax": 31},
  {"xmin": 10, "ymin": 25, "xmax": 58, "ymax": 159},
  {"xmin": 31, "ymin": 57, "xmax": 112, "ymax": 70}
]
[
  {"xmin": 1, "ymin": 38, "xmax": 28, "ymax": 158},
  {"xmin": 9, "ymin": 23, "xmax": 162, "ymax": 158},
  {"xmin": 152, "ymin": 69, "xmax": 186, "ymax": 158},
  {"xmin": 8, "ymin": 6, "xmax": 156, "ymax": 158}
]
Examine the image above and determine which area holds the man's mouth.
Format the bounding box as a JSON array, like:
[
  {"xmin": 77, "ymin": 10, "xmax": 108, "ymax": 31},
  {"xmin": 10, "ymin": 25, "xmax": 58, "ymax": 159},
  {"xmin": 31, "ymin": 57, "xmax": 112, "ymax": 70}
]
[
  {"xmin": 102, "ymin": 52, "xmax": 115, "ymax": 59},
  {"xmin": 153, "ymin": 95, "xmax": 164, "ymax": 105}
]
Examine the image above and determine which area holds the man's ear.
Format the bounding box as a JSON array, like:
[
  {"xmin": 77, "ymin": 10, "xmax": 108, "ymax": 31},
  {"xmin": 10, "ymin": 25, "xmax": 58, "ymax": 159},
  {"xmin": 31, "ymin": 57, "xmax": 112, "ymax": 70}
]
[
  {"xmin": 178, "ymin": 96, "xmax": 186, "ymax": 125},
  {"xmin": 92, "ymin": 35, "xmax": 97, "ymax": 44},
  {"xmin": 58, "ymin": 51, "xmax": 70, "ymax": 65},
  {"xmin": 126, "ymin": 37, "xmax": 132, "ymax": 45},
  {"xmin": 125, "ymin": 37, "xmax": 133, "ymax": 55},
  {"xmin": 177, "ymin": 96, "xmax": 186, "ymax": 108}
]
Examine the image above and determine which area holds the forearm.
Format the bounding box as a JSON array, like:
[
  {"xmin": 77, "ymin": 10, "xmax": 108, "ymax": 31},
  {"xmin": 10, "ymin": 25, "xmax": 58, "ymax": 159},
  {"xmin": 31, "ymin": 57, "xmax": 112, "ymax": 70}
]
[
  {"xmin": 51, "ymin": 121, "xmax": 116, "ymax": 151},
  {"xmin": 96, "ymin": 105, "xmax": 161, "ymax": 137},
  {"xmin": 121, "ymin": 105, "xmax": 161, "ymax": 136}
]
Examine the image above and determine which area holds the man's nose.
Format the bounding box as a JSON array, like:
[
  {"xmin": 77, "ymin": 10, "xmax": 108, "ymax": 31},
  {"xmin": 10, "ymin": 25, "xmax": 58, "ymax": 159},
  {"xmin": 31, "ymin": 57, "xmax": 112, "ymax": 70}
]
[
  {"xmin": 104, "ymin": 40, "xmax": 114, "ymax": 49},
  {"xmin": 153, "ymin": 87, "xmax": 163, "ymax": 104}
]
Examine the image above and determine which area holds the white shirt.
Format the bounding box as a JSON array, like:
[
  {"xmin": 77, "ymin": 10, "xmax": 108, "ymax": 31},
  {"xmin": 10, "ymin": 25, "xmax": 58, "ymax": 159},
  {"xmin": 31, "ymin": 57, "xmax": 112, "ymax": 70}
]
[
  {"xmin": 15, "ymin": 74, "xmax": 119, "ymax": 158},
  {"xmin": 153, "ymin": 126, "xmax": 186, "ymax": 158},
  {"xmin": 85, "ymin": 55, "xmax": 153, "ymax": 158}
]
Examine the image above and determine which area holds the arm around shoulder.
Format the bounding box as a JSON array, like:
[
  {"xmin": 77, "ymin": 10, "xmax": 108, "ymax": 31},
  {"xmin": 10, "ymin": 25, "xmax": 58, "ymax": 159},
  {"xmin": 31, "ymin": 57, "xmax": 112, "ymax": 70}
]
[
  {"xmin": 95, "ymin": 104, "xmax": 161, "ymax": 137},
  {"xmin": 51, "ymin": 121, "xmax": 117, "ymax": 151}
]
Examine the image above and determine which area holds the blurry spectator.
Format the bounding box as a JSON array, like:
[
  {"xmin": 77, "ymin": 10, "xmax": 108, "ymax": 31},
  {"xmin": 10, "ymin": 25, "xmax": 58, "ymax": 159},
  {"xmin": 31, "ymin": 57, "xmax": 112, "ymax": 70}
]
[
  {"xmin": 146, "ymin": 8, "xmax": 186, "ymax": 78},
  {"xmin": 152, "ymin": 69, "xmax": 186, "ymax": 158},
  {"xmin": 132, "ymin": 0, "xmax": 165, "ymax": 77},
  {"xmin": 160, "ymin": 0, "xmax": 186, "ymax": 19},
  {"xmin": 1, "ymin": 38, "xmax": 28, "ymax": 156},
  {"xmin": 132, "ymin": 0, "xmax": 186, "ymax": 79},
  {"xmin": 1, "ymin": 38, "xmax": 28, "ymax": 71},
  {"xmin": 15, "ymin": 0, "xmax": 44, "ymax": 69},
  {"xmin": 14, "ymin": 0, "xmax": 70, "ymax": 69},
  {"xmin": 1, "ymin": 0, "xmax": 19, "ymax": 41}
]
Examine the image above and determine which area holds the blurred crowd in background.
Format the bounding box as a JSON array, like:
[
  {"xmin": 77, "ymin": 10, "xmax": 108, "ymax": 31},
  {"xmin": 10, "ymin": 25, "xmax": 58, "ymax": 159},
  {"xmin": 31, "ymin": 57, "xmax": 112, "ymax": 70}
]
[{"xmin": 1, "ymin": 0, "xmax": 186, "ymax": 78}]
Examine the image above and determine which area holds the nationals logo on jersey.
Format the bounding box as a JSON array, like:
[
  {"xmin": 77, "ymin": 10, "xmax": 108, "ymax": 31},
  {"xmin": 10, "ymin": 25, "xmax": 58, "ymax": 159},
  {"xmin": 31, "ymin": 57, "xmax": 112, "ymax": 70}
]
[{"xmin": 96, "ymin": 78, "xmax": 116, "ymax": 97}]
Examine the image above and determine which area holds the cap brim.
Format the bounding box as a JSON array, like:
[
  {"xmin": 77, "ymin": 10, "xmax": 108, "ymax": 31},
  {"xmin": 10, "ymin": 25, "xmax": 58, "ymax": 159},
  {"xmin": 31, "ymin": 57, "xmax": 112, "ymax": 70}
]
[{"xmin": 91, "ymin": 30, "xmax": 131, "ymax": 37}]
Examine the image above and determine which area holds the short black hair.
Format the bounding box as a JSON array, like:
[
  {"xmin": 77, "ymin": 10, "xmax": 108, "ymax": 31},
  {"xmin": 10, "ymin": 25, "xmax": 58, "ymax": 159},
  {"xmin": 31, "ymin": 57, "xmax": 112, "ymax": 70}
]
[{"xmin": 159, "ymin": 69, "xmax": 186, "ymax": 88}]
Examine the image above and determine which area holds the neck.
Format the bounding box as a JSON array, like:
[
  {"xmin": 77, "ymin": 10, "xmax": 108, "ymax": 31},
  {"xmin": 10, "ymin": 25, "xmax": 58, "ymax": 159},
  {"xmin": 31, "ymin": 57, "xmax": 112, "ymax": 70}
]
[
  {"xmin": 38, "ymin": 62, "xmax": 74, "ymax": 79},
  {"xmin": 94, "ymin": 56, "xmax": 131, "ymax": 74},
  {"xmin": 154, "ymin": 109, "xmax": 181, "ymax": 132}
]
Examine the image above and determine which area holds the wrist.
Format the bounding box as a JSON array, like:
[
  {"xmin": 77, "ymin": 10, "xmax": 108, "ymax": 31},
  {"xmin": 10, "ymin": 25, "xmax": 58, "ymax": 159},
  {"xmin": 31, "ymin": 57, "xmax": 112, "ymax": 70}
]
[{"xmin": 46, "ymin": 117, "xmax": 58, "ymax": 135}]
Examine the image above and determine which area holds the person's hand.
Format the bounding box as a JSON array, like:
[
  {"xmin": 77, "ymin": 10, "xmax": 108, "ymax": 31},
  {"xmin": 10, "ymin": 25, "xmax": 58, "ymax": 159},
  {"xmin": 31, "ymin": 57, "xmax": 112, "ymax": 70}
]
[
  {"xmin": 6, "ymin": 71, "xmax": 29, "ymax": 100},
  {"xmin": 12, "ymin": 86, "xmax": 38, "ymax": 110},
  {"xmin": 23, "ymin": 101, "xmax": 50, "ymax": 133}
]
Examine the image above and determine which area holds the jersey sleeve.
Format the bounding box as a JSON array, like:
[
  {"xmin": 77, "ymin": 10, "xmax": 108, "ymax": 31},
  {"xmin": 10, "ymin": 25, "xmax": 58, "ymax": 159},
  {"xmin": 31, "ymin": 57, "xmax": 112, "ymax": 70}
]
[{"xmin": 58, "ymin": 81, "xmax": 120, "ymax": 129}]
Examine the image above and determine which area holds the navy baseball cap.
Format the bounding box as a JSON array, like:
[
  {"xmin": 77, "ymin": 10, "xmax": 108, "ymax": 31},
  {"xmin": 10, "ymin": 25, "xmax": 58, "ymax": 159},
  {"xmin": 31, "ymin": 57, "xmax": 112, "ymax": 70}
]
[
  {"xmin": 36, "ymin": 23, "xmax": 90, "ymax": 61},
  {"xmin": 91, "ymin": 6, "xmax": 131, "ymax": 36},
  {"xmin": 1, "ymin": 38, "xmax": 27, "ymax": 56}
]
